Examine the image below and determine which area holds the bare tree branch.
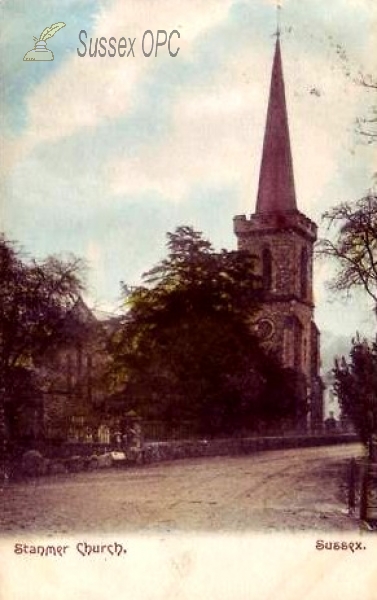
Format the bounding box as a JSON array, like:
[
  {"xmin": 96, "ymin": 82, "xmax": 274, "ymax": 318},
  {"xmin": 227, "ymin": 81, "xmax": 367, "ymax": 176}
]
[{"xmin": 318, "ymin": 193, "xmax": 377, "ymax": 307}]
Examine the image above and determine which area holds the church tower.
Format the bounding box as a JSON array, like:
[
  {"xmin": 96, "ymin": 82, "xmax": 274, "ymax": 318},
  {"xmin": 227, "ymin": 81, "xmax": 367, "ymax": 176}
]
[{"xmin": 234, "ymin": 34, "xmax": 323, "ymax": 429}]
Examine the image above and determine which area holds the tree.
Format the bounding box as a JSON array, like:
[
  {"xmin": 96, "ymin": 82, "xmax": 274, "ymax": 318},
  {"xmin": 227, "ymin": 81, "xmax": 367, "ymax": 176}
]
[
  {"xmin": 109, "ymin": 226, "xmax": 298, "ymax": 436},
  {"xmin": 356, "ymin": 74, "xmax": 377, "ymax": 146},
  {"xmin": 319, "ymin": 40, "xmax": 377, "ymax": 454},
  {"xmin": 0, "ymin": 235, "xmax": 85, "ymax": 451},
  {"xmin": 318, "ymin": 192, "xmax": 377, "ymax": 309},
  {"xmin": 322, "ymin": 45, "xmax": 377, "ymax": 282},
  {"xmin": 333, "ymin": 337, "xmax": 377, "ymax": 457},
  {"xmin": 318, "ymin": 194, "xmax": 377, "ymax": 444},
  {"xmin": 330, "ymin": 38, "xmax": 377, "ymax": 147}
]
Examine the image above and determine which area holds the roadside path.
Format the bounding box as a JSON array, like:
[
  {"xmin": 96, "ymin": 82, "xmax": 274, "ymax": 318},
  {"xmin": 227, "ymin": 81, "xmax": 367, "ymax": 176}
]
[{"xmin": 0, "ymin": 443, "xmax": 363, "ymax": 534}]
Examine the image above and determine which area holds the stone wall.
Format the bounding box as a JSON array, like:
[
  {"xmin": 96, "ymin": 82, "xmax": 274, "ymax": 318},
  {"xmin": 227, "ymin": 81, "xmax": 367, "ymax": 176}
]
[
  {"xmin": 13, "ymin": 433, "xmax": 358, "ymax": 479},
  {"xmin": 141, "ymin": 433, "xmax": 357, "ymax": 463}
]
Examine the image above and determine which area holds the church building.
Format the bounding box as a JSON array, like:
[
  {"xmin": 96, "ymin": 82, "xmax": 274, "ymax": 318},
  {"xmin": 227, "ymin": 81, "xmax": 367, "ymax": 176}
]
[{"xmin": 234, "ymin": 34, "xmax": 323, "ymax": 430}]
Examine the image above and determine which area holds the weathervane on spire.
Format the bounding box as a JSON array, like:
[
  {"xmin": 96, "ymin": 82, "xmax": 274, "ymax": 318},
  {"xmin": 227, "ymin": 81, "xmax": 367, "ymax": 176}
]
[{"xmin": 276, "ymin": 0, "xmax": 282, "ymax": 37}]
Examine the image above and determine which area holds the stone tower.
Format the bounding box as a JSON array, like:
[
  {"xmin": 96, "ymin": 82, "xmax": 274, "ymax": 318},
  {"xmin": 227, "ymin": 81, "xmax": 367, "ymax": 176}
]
[{"xmin": 233, "ymin": 35, "xmax": 323, "ymax": 430}]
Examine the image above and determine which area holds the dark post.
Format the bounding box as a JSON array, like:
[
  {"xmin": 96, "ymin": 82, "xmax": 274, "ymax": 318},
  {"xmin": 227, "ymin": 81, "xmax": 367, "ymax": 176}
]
[
  {"xmin": 360, "ymin": 461, "xmax": 368, "ymax": 522},
  {"xmin": 0, "ymin": 388, "xmax": 9, "ymax": 487},
  {"xmin": 348, "ymin": 458, "xmax": 356, "ymax": 514}
]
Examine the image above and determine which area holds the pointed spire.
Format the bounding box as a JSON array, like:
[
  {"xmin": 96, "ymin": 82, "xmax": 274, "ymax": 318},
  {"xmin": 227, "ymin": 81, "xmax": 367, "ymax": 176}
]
[{"xmin": 256, "ymin": 36, "xmax": 297, "ymax": 214}]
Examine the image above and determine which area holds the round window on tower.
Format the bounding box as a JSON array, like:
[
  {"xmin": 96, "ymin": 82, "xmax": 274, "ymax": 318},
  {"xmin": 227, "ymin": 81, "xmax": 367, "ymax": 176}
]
[{"xmin": 256, "ymin": 318, "xmax": 275, "ymax": 341}]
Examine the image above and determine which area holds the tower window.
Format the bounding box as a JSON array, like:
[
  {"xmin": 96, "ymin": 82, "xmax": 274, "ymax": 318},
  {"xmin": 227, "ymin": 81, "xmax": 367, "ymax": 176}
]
[
  {"xmin": 300, "ymin": 247, "xmax": 308, "ymax": 299},
  {"xmin": 283, "ymin": 315, "xmax": 303, "ymax": 370},
  {"xmin": 293, "ymin": 317, "xmax": 303, "ymax": 370},
  {"xmin": 262, "ymin": 248, "xmax": 272, "ymax": 290}
]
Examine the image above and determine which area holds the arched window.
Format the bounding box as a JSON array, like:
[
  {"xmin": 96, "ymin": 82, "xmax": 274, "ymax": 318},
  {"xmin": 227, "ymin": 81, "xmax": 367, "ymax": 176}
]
[
  {"xmin": 300, "ymin": 247, "xmax": 308, "ymax": 299},
  {"xmin": 262, "ymin": 248, "xmax": 272, "ymax": 290}
]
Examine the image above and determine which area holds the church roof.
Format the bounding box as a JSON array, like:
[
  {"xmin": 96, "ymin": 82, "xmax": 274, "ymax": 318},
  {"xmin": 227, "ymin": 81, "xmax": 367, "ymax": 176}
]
[{"xmin": 256, "ymin": 36, "xmax": 297, "ymax": 214}]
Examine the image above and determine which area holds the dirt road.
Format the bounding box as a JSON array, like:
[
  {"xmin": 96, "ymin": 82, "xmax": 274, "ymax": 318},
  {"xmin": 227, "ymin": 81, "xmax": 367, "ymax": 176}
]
[{"xmin": 0, "ymin": 443, "xmax": 363, "ymax": 535}]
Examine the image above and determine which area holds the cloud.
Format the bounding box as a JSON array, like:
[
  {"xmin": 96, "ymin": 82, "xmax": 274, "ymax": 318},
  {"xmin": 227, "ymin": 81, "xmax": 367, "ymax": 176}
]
[
  {"xmin": 2, "ymin": 0, "xmax": 377, "ymax": 334},
  {"xmin": 107, "ymin": 84, "xmax": 260, "ymax": 201},
  {"xmin": 3, "ymin": 1, "xmax": 234, "ymax": 151}
]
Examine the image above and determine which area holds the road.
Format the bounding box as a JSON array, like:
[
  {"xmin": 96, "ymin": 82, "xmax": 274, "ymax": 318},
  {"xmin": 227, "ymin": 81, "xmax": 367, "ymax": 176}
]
[{"xmin": 0, "ymin": 443, "xmax": 363, "ymax": 535}]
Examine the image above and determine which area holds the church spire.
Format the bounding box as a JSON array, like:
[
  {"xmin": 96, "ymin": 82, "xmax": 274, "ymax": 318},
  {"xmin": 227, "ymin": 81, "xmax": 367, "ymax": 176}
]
[{"xmin": 256, "ymin": 35, "xmax": 297, "ymax": 214}]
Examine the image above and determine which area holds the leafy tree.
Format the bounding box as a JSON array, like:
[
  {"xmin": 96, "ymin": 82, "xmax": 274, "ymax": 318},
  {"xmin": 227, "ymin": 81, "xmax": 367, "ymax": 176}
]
[
  {"xmin": 109, "ymin": 226, "xmax": 299, "ymax": 435},
  {"xmin": 318, "ymin": 193, "xmax": 377, "ymax": 443},
  {"xmin": 316, "ymin": 39, "xmax": 377, "ymax": 451},
  {"xmin": 318, "ymin": 192, "xmax": 377, "ymax": 309},
  {"xmin": 0, "ymin": 235, "xmax": 85, "ymax": 448},
  {"xmin": 333, "ymin": 337, "xmax": 377, "ymax": 457}
]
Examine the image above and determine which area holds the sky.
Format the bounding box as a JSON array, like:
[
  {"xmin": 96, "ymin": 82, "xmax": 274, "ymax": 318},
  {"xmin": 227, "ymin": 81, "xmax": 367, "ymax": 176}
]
[{"xmin": 1, "ymin": 0, "xmax": 376, "ymax": 339}]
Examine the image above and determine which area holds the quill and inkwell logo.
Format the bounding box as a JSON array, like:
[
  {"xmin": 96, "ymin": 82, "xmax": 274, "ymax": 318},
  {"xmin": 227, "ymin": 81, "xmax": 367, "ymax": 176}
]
[{"xmin": 23, "ymin": 22, "xmax": 66, "ymax": 61}]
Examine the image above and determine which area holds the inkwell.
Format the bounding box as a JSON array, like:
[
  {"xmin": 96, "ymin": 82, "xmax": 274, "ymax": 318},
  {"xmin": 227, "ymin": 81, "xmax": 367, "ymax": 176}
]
[{"xmin": 24, "ymin": 22, "xmax": 66, "ymax": 61}]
